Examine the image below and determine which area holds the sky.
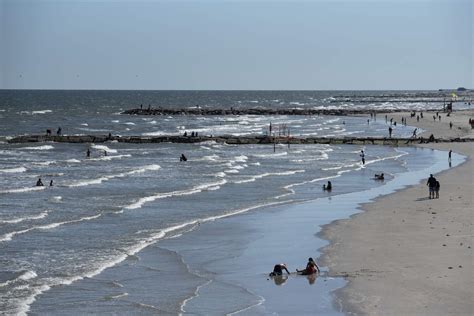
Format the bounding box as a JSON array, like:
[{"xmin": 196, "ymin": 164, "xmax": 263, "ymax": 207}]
[{"xmin": 0, "ymin": 0, "xmax": 472, "ymax": 90}]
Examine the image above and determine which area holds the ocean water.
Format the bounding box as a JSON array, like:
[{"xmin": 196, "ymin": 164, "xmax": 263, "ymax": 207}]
[{"xmin": 0, "ymin": 90, "xmax": 471, "ymax": 314}]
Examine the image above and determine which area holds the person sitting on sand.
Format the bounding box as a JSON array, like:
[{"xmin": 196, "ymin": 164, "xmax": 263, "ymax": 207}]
[
  {"xmin": 297, "ymin": 257, "xmax": 320, "ymax": 275},
  {"xmin": 269, "ymin": 263, "xmax": 290, "ymax": 277},
  {"xmin": 323, "ymin": 181, "xmax": 332, "ymax": 191},
  {"xmin": 36, "ymin": 178, "xmax": 44, "ymax": 186},
  {"xmin": 374, "ymin": 173, "xmax": 384, "ymax": 180},
  {"xmin": 180, "ymin": 154, "xmax": 187, "ymax": 162}
]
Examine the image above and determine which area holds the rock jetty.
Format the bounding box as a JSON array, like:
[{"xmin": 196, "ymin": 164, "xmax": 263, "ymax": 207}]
[
  {"xmin": 121, "ymin": 108, "xmax": 413, "ymax": 116},
  {"xmin": 7, "ymin": 134, "xmax": 473, "ymax": 146}
]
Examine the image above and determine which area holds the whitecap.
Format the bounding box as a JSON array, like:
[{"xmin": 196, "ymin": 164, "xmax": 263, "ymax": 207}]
[
  {"xmin": 0, "ymin": 211, "xmax": 49, "ymax": 224},
  {"xmin": 0, "ymin": 166, "xmax": 27, "ymax": 173},
  {"xmin": 91, "ymin": 144, "xmax": 118, "ymax": 154},
  {"xmin": 21, "ymin": 145, "xmax": 54, "ymax": 151}
]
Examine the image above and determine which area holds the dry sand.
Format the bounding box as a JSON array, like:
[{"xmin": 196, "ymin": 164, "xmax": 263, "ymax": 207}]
[{"xmin": 320, "ymin": 109, "xmax": 474, "ymax": 315}]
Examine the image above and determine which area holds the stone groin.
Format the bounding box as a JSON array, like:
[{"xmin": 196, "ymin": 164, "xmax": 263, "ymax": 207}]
[
  {"xmin": 7, "ymin": 134, "xmax": 473, "ymax": 146},
  {"xmin": 121, "ymin": 108, "xmax": 415, "ymax": 116}
]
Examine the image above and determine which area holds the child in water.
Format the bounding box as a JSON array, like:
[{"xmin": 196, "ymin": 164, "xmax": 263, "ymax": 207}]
[{"xmin": 297, "ymin": 258, "xmax": 320, "ymax": 275}]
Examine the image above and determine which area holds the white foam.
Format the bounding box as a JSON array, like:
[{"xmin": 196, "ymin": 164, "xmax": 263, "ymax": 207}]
[
  {"xmin": 91, "ymin": 144, "xmax": 118, "ymax": 153},
  {"xmin": 88, "ymin": 154, "xmax": 131, "ymax": 161},
  {"xmin": 124, "ymin": 179, "xmax": 227, "ymax": 210},
  {"xmin": 253, "ymin": 152, "xmax": 288, "ymax": 158},
  {"xmin": 80, "ymin": 123, "xmax": 88, "ymax": 126},
  {"xmin": 0, "ymin": 186, "xmax": 46, "ymax": 194},
  {"xmin": 0, "ymin": 270, "xmax": 38, "ymax": 288},
  {"xmin": 67, "ymin": 164, "xmax": 161, "ymax": 187},
  {"xmin": 31, "ymin": 110, "xmax": 52, "ymax": 114},
  {"xmin": 124, "ymin": 122, "xmax": 136, "ymax": 125},
  {"xmin": 0, "ymin": 214, "xmax": 102, "ymax": 242},
  {"xmin": 0, "ymin": 166, "xmax": 27, "ymax": 173},
  {"xmin": 233, "ymin": 170, "xmax": 305, "ymax": 184},
  {"xmin": 0, "ymin": 211, "xmax": 49, "ymax": 224},
  {"xmin": 34, "ymin": 161, "xmax": 56, "ymax": 166},
  {"xmin": 65, "ymin": 159, "xmax": 81, "ymax": 163},
  {"xmin": 21, "ymin": 145, "xmax": 54, "ymax": 151}
]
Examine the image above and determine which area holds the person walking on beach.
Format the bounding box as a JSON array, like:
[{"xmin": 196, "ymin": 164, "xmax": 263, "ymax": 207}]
[
  {"xmin": 360, "ymin": 150, "xmax": 365, "ymax": 165},
  {"xmin": 449, "ymin": 121, "xmax": 453, "ymax": 129},
  {"xmin": 448, "ymin": 150, "xmax": 452, "ymax": 163},
  {"xmin": 269, "ymin": 263, "xmax": 290, "ymax": 277},
  {"xmin": 297, "ymin": 258, "xmax": 320, "ymax": 275},
  {"xmin": 388, "ymin": 126, "xmax": 393, "ymax": 138},
  {"xmin": 427, "ymin": 174, "xmax": 437, "ymax": 199},
  {"xmin": 412, "ymin": 128, "xmax": 417, "ymax": 138},
  {"xmin": 435, "ymin": 180, "xmax": 440, "ymax": 199}
]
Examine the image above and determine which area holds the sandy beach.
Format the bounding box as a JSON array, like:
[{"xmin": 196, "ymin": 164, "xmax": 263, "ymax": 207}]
[{"xmin": 321, "ymin": 109, "xmax": 474, "ymax": 315}]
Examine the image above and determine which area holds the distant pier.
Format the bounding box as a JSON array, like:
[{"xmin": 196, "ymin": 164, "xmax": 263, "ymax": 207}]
[{"xmin": 7, "ymin": 135, "xmax": 472, "ymax": 146}]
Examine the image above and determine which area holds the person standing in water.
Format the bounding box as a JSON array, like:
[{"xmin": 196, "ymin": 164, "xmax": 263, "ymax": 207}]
[
  {"xmin": 360, "ymin": 150, "xmax": 365, "ymax": 165},
  {"xmin": 448, "ymin": 150, "xmax": 452, "ymax": 163},
  {"xmin": 86, "ymin": 148, "xmax": 91, "ymax": 158},
  {"xmin": 36, "ymin": 178, "xmax": 44, "ymax": 186}
]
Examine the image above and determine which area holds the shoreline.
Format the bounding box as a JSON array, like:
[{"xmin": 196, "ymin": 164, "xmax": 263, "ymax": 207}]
[{"xmin": 320, "ymin": 110, "xmax": 474, "ymax": 315}]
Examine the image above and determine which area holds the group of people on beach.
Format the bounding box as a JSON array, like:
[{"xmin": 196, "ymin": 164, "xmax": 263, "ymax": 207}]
[
  {"xmin": 426, "ymin": 174, "xmax": 440, "ymax": 199},
  {"xmin": 269, "ymin": 258, "xmax": 320, "ymax": 278}
]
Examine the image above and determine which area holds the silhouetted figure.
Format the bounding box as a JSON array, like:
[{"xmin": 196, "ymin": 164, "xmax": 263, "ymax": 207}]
[
  {"xmin": 435, "ymin": 180, "xmax": 440, "ymax": 199},
  {"xmin": 360, "ymin": 150, "xmax": 365, "ymax": 165},
  {"xmin": 49, "ymin": 180, "xmax": 53, "ymax": 186},
  {"xmin": 323, "ymin": 181, "xmax": 332, "ymax": 191},
  {"xmin": 449, "ymin": 122, "xmax": 453, "ymax": 129},
  {"xmin": 183, "ymin": 131, "xmax": 187, "ymax": 137},
  {"xmin": 86, "ymin": 148, "xmax": 91, "ymax": 158},
  {"xmin": 56, "ymin": 127, "xmax": 62, "ymax": 136},
  {"xmin": 180, "ymin": 154, "xmax": 187, "ymax": 162},
  {"xmin": 46, "ymin": 129, "xmax": 52, "ymax": 136},
  {"xmin": 428, "ymin": 134, "xmax": 435, "ymax": 142},
  {"xmin": 412, "ymin": 128, "xmax": 417, "ymax": 138},
  {"xmin": 269, "ymin": 264, "xmax": 290, "ymax": 277},
  {"xmin": 388, "ymin": 126, "xmax": 393, "ymax": 138},
  {"xmin": 427, "ymin": 174, "xmax": 437, "ymax": 199},
  {"xmin": 448, "ymin": 150, "xmax": 452, "ymax": 163},
  {"xmin": 374, "ymin": 173, "xmax": 384, "ymax": 180},
  {"xmin": 104, "ymin": 150, "xmax": 107, "ymax": 156},
  {"xmin": 36, "ymin": 178, "xmax": 44, "ymax": 186}
]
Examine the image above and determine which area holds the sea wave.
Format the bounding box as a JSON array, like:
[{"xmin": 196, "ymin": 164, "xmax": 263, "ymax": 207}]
[
  {"xmin": 0, "ymin": 186, "xmax": 46, "ymax": 194},
  {"xmin": 233, "ymin": 170, "xmax": 305, "ymax": 184},
  {"xmin": 20, "ymin": 145, "xmax": 54, "ymax": 151},
  {"xmin": 0, "ymin": 166, "xmax": 27, "ymax": 173},
  {"xmin": 91, "ymin": 144, "xmax": 118, "ymax": 154},
  {"xmin": 0, "ymin": 270, "xmax": 38, "ymax": 288},
  {"xmin": 67, "ymin": 164, "xmax": 161, "ymax": 187},
  {"xmin": 123, "ymin": 179, "xmax": 228, "ymax": 211},
  {"xmin": 0, "ymin": 211, "xmax": 49, "ymax": 224},
  {"xmin": 0, "ymin": 214, "xmax": 102, "ymax": 242}
]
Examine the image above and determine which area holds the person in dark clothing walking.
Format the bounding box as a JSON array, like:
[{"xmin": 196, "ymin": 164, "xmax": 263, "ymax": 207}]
[{"xmin": 427, "ymin": 174, "xmax": 437, "ymax": 199}]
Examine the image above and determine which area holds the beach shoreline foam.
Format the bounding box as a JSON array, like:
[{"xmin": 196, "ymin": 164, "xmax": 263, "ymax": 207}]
[{"xmin": 320, "ymin": 110, "xmax": 474, "ymax": 315}]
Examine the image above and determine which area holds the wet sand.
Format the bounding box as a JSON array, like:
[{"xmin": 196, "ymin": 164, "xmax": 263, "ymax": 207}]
[{"xmin": 320, "ymin": 109, "xmax": 474, "ymax": 315}]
